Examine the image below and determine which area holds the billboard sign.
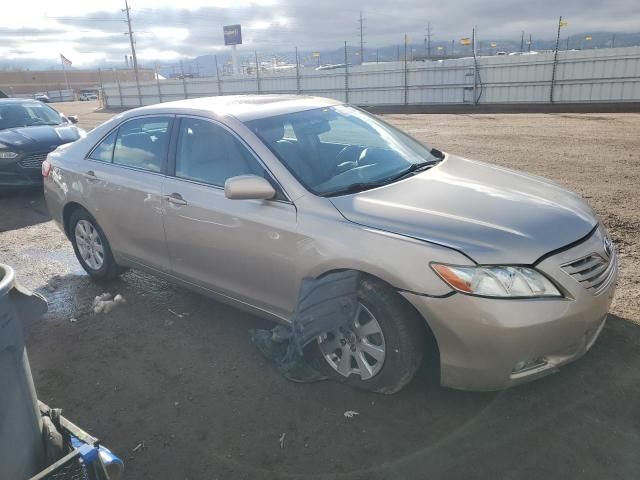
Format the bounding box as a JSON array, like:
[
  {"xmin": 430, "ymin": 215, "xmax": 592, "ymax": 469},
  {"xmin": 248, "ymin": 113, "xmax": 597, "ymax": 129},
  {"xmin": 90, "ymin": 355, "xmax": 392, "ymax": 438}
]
[{"xmin": 224, "ymin": 24, "xmax": 242, "ymax": 45}]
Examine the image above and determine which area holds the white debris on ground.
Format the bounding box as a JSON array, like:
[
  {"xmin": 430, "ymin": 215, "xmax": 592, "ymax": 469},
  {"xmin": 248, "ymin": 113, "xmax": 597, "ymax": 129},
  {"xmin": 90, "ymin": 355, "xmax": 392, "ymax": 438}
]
[
  {"xmin": 343, "ymin": 410, "xmax": 359, "ymax": 418},
  {"xmin": 93, "ymin": 292, "xmax": 126, "ymax": 314},
  {"xmin": 131, "ymin": 441, "xmax": 145, "ymax": 453},
  {"xmin": 279, "ymin": 433, "xmax": 286, "ymax": 449}
]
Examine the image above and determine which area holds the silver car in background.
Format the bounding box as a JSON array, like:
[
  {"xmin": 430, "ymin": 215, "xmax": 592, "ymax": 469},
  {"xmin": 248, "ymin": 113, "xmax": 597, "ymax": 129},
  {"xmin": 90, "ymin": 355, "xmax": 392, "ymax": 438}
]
[{"xmin": 43, "ymin": 95, "xmax": 617, "ymax": 393}]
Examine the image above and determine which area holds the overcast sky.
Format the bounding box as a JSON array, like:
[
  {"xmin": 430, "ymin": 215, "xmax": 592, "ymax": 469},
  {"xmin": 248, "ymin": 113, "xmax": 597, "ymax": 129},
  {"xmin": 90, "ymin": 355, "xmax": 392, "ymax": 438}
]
[{"xmin": 1, "ymin": 0, "xmax": 639, "ymax": 67}]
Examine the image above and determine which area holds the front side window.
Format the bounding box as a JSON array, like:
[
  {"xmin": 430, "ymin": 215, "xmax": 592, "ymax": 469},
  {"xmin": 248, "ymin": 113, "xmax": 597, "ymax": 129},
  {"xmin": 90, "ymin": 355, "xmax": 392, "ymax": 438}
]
[
  {"xmin": 112, "ymin": 117, "xmax": 171, "ymax": 172},
  {"xmin": 175, "ymin": 117, "xmax": 265, "ymax": 187},
  {"xmin": 246, "ymin": 105, "xmax": 441, "ymax": 196}
]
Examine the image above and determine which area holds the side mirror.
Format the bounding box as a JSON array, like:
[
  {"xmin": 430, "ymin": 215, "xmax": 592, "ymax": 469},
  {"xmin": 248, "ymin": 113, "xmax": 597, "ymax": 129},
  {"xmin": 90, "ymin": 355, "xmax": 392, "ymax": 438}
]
[
  {"xmin": 67, "ymin": 115, "xmax": 79, "ymax": 124},
  {"xmin": 224, "ymin": 175, "xmax": 276, "ymax": 200}
]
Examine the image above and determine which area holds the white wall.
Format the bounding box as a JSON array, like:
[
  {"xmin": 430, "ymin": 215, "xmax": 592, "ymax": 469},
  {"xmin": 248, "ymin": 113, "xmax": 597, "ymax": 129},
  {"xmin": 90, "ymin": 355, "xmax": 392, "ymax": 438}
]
[{"xmin": 102, "ymin": 47, "xmax": 640, "ymax": 108}]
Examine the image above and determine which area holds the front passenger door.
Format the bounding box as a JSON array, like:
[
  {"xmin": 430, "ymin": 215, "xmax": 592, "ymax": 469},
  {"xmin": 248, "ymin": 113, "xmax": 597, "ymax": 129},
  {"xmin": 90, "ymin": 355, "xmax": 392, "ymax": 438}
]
[{"xmin": 162, "ymin": 117, "xmax": 301, "ymax": 317}]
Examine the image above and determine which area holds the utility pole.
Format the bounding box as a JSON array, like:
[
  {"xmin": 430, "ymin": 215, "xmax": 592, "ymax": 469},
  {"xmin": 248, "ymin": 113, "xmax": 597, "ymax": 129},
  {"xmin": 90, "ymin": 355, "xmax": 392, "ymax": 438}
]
[
  {"xmin": 612, "ymin": 33, "xmax": 616, "ymax": 48},
  {"xmin": 123, "ymin": 0, "xmax": 139, "ymax": 85},
  {"xmin": 550, "ymin": 16, "xmax": 563, "ymax": 103},
  {"xmin": 358, "ymin": 11, "xmax": 365, "ymax": 64},
  {"xmin": 520, "ymin": 31, "xmax": 524, "ymax": 52},
  {"xmin": 424, "ymin": 23, "xmax": 432, "ymax": 58}
]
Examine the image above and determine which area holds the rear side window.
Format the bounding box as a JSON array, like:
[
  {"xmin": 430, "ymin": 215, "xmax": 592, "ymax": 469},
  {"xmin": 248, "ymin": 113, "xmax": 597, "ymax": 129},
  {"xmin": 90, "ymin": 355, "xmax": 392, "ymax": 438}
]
[
  {"xmin": 112, "ymin": 116, "xmax": 171, "ymax": 172},
  {"xmin": 89, "ymin": 130, "xmax": 117, "ymax": 162}
]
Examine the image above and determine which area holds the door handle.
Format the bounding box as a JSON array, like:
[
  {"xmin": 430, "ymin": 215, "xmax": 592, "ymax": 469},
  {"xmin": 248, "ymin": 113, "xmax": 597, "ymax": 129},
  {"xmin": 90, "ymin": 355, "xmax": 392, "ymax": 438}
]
[
  {"xmin": 165, "ymin": 192, "xmax": 188, "ymax": 206},
  {"xmin": 85, "ymin": 170, "xmax": 99, "ymax": 183}
]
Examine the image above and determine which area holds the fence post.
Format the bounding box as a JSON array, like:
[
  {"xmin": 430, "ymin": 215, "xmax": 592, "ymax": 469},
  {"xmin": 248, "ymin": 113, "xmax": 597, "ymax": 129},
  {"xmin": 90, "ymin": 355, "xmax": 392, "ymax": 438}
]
[
  {"xmin": 134, "ymin": 68, "xmax": 142, "ymax": 106},
  {"xmin": 344, "ymin": 41, "xmax": 349, "ymax": 103},
  {"xmin": 295, "ymin": 47, "xmax": 301, "ymax": 94},
  {"xmin": 115, "ymin": 69, "xmax": 123, "ymax": 108},
  {"xmin": 403, "ymin": 34, "xmax": 408, "ymax": 105},
  {"xmin": 155, "ymin": 63, "xmax": 163, "ymax": 103},
  {"xmin": 180, "ymin": 61, "xmax": 188, "ymax": 99},
  {"xmin": 97, "ymin": 68, "xmax": 105, "ymax": 109},
  {"xmin": 550, "ymin": 16, "xmax": 562, "ymax": 103},
  {"xmin": 255, "ymin": 51, "xmax": 261, "ymax": 93},
  {"xmin": 214, "ymin": 55, "xmax": 222, "ymax": 96}
]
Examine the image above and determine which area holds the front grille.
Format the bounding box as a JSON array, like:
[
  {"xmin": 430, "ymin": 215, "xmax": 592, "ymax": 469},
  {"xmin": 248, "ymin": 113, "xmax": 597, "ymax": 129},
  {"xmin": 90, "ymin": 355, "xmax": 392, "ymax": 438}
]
[
  {"xmin": 19, "ymin": 152, "xmax": 49, "ymax": 168},
  {"xmin": 562, "ymin": 249, "xmax": 617, "ymax": 295}
]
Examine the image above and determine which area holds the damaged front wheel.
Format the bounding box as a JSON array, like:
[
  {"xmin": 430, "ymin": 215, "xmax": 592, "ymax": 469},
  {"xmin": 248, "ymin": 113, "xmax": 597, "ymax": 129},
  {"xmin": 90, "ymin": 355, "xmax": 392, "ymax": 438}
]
[
  {"xmin": 313, "ymin": 277, "xmax": 426, "ymax": 394},
  {"xmin": 318, "ymin": 303, "xmax": 386, "ymax": 380}
]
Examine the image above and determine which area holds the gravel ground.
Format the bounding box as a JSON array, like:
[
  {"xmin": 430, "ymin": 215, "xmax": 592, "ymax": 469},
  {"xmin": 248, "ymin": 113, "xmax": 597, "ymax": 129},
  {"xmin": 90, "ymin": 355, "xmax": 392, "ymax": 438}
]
[{"xmin": 1, "ymin": 104, "xmax": 639, "ymax": 479}]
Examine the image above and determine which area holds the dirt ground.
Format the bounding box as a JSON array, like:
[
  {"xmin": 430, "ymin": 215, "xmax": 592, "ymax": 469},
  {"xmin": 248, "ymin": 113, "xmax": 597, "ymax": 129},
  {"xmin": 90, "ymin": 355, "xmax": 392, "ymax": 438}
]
[{"xmin": 1, "ymin": 102, "xmax": 639, "ymax": 479}]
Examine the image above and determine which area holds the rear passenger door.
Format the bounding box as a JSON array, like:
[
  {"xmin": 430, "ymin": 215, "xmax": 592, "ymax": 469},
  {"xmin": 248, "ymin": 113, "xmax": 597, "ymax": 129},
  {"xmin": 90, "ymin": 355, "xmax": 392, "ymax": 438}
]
[
  {"xmin": 162, "ymin": 116, "xmax": 300, "ymax": 317},
  {"xmin": 82, "ymin": 115, "xmax": 173, "ymax": 271}
]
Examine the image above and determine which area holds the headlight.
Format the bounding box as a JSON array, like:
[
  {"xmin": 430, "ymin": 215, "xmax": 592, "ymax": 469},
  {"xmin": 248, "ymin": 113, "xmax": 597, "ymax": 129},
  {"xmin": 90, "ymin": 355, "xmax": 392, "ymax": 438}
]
[
  {"xmin": 0, "ymin": 151, "xmax": 19, "ymax": 159},
  {"xmin": 431, "ymin": 264, "xmax": 562, "ymax": 298}
]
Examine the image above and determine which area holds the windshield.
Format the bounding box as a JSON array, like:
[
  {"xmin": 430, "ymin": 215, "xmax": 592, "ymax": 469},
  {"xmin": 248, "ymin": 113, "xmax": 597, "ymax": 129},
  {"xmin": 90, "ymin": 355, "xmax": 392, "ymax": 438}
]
[
  {"xmin": 0, "ymin": 102, "xmax": 63, "ymax": 130},
  {"xmin": 246, "ymin": 105, "xmax": 441, "ymax": 196}
]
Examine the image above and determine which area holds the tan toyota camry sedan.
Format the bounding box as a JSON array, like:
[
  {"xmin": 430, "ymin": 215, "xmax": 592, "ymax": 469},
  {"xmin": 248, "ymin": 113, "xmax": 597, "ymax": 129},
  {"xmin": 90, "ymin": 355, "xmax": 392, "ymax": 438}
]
[{"xmin": 43, "ymin": 95, "xmax": 617, "ymax": 393}]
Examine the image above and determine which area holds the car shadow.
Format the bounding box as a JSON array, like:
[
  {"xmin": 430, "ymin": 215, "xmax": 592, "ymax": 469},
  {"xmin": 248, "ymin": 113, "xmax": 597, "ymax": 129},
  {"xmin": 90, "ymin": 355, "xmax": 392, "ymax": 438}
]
[
  {"xmin": 0, "ymin": 188, "xmax": 50, "ymax": 232},
  {"xmin": 23, "ymin": 263, "xmax": 640, "ymax": 480}
]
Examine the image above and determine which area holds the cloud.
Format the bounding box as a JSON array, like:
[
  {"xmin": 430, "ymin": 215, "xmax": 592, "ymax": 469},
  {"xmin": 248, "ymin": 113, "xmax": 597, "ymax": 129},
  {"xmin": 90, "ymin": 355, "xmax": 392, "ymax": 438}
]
[{"xmin": 0, "ymin": 0, "xmax": 638, "ymax": 68}]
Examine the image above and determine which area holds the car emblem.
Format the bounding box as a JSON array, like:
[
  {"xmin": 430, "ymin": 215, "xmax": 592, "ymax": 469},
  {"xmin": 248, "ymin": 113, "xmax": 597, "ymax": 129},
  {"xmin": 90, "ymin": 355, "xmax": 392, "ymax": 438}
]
[{"xmin": 603, "ymin": 236, "xmax": 613, "ymax": 259}]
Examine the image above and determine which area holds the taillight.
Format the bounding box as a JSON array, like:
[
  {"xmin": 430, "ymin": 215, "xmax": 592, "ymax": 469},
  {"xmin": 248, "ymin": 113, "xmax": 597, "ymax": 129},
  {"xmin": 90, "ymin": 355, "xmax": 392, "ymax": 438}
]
[{"xmin": 42, "ymin": 158, "xmax": 52, "ymax": 178}]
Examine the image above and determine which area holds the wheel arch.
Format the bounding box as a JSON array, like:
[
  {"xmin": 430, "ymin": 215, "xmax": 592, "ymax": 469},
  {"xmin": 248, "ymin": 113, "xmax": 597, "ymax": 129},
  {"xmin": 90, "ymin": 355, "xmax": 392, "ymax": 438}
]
[
  {"xmin": 312, "ymin": 266, "xmax": 441, "ymax": 369},
  {"xmin": 62, "ymin": 201, "xmax": 86, "ymax": 239}
]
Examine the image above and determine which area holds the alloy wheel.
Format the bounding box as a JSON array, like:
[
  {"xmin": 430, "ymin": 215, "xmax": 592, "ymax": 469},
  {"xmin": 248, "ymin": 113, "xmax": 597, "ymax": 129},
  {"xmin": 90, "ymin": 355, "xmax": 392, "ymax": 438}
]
[
  {"xmin": 75, "ymin": 219, "xmax": 105, "ymax": 271},
  {"xmin": 317, "ymin": 302, "xmax": 386, "ymax": 380}
]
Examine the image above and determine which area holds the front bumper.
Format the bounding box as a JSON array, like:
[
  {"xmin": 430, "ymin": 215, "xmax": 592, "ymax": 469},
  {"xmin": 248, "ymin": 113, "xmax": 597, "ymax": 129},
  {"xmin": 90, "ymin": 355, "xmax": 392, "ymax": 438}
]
[
  {"xmin": 0, "ymin": 153, "xmax": 47, "ymax": 188},
  {"xmin": 402, "ymin": 226, "xmax": 618, "ymax": 391}
]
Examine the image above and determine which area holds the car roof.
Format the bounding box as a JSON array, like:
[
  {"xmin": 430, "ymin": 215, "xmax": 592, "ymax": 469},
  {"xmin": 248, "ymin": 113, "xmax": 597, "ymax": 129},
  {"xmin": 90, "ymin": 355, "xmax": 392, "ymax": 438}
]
[{"xmin": 126, "ymin": 94, "xmax": 342, "ymax": 122}]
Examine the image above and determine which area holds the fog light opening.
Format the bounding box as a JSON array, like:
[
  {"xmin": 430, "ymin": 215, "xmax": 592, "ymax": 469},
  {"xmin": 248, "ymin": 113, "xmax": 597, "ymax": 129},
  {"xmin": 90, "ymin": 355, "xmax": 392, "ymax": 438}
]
[{"xmin": 512, "ymin": 357, "xmax": 548, "ymax": 374}]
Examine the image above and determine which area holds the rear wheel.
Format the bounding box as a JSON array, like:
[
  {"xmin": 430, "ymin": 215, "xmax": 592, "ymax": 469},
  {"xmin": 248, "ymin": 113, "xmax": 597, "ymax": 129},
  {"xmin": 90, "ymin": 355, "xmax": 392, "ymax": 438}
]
[
  {"xmin": 312, "ymin": 277, "xmax": 426, "ymax": 394},
  {"xmin": 69, "ymin": 209, "xmax": 122, "ymax": 280}
]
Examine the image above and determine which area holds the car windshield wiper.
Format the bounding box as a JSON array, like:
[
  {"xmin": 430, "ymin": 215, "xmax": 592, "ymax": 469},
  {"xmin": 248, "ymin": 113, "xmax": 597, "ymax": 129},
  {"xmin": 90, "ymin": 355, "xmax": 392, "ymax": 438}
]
[
  {"xmin": 321, "ymin": 149, "xmax": 444, "ymax": 197},
  {"xmin": 321, "ymin": 180, "xmax": 390, "ymax": 197},
  {"xmin": 386, "ymin": 158, "xmax": 441, "ymax": 183}
]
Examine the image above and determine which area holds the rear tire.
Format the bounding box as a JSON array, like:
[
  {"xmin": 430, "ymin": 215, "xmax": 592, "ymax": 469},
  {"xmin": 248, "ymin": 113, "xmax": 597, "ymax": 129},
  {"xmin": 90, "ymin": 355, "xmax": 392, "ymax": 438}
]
[
  {"xmin": 69, "ymin": 209, "xmax": 122, "ymax": 280},
  {"xmin": 311, "ymin": 277, "xmax": 426, "ymax": 394}
]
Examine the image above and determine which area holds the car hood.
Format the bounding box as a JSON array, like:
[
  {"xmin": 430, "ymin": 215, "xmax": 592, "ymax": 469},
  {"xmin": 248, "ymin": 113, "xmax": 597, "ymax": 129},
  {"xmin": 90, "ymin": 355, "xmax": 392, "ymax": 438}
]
[
  {"xmin": 330, "ymin": 155, "xmax": 598, "ymax": 264},
  {"xmin": 0, "ymin": 125, "xmax": 81, "ymax": 153}
]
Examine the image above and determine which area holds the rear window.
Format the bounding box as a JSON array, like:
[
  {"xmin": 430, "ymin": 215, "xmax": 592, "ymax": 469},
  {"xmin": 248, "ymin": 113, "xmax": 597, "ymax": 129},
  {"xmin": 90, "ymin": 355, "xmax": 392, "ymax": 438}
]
[
  {"xmin": 88, "ymin": 130, "xmax": 117, "ymax": 162},
  {"xmin": 112, "ymin": 117, "xmax": 171, "ymax": 172}
]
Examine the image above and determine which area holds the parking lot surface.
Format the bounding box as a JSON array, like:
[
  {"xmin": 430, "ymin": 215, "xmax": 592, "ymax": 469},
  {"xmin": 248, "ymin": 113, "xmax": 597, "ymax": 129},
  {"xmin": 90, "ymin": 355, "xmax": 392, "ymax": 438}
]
[{"xmin": 1, "ymin": 103, "xmax": 639, "ymax": 479}]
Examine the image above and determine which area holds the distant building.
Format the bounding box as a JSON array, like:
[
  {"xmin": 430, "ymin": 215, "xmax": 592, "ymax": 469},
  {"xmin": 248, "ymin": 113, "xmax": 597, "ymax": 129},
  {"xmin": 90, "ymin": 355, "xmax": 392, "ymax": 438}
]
[{"xmin": 0, "ymin": 69, "xmax": 155, "ymax": 96}]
